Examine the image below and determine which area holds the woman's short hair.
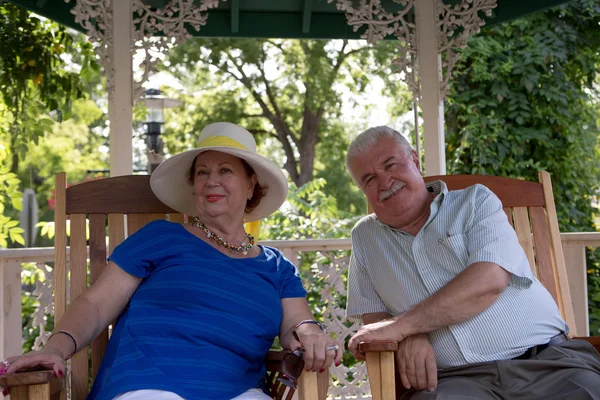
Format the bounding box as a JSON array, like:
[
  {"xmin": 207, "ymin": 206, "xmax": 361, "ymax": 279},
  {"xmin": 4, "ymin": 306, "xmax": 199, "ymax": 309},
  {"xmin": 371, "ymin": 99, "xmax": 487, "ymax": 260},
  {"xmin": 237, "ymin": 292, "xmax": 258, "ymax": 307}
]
[
  {"xmin": 345, "ymin": 126, "xmax": 413, "ymax": 184},
  {"xmin": 187, "ymin": 155, "xmax": 268, "ymax": 215}
]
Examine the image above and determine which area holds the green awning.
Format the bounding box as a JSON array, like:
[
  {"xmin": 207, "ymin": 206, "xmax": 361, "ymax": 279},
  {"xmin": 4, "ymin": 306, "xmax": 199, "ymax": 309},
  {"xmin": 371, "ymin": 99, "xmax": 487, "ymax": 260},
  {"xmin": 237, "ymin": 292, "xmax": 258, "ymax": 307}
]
[{"xmin": 6, "ymin": 0, "xmax": 572, "ymax": 39}]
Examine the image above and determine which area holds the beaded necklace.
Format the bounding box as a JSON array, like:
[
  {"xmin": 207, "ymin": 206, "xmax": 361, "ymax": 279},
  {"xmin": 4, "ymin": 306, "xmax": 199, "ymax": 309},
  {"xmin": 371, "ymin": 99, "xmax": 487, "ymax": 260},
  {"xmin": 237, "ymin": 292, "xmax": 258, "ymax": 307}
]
[{"xmin": 192, "ymin": 217, "xmax": 255, "ymax": 255}]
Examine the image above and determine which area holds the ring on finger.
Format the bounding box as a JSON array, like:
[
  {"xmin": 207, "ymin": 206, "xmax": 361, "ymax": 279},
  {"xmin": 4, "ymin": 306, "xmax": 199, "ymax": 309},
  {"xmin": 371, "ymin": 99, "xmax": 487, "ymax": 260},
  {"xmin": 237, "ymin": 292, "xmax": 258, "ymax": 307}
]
[{"xmin": 326, "ymin": 345, "xmax": 339, "ymax": 352}]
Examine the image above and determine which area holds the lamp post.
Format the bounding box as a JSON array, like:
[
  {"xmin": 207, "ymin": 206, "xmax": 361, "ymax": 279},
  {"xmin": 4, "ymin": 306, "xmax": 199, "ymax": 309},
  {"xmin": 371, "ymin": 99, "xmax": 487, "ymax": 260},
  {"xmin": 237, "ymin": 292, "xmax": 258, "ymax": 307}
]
[{"xmin": 141, "ymin": 88, "xmax": 182, "ymax": 173}]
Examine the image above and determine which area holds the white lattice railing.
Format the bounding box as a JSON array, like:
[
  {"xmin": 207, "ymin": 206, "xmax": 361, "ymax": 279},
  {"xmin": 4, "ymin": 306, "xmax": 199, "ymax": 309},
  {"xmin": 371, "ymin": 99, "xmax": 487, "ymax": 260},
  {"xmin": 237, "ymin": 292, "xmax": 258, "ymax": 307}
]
[
  {"xmin": 0, "ymin": 234, "xmax": 597, "ymax": 398},
  {"xmin": 0, "ymin": 239, "xmax": 374, "ymax": 398}
]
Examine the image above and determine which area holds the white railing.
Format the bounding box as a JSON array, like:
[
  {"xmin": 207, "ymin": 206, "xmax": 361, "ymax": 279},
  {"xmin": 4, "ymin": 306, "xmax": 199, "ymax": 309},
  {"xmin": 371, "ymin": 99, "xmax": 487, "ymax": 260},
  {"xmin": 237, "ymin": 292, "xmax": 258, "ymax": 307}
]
[
  {"xmin": 0, "ymin": 234, "xmax": 598, "ymax": 397},
  {"xmin": 560, "ymin": 232, "xmax": 600, "ymax": 337},
  {"xmin": 0, "ymin": 239, "xmax": 372, "ymax": 399}
]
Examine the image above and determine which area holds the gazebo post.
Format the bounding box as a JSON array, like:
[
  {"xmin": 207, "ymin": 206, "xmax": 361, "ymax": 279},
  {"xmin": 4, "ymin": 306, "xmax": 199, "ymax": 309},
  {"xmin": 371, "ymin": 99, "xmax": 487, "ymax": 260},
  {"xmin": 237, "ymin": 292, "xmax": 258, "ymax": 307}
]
[
  {"xmin": 108, "ymin": 0, "xmax": 134, "ymax": 177},
  {"xmin": 415, "ymin": 0, "xmax": 446, "ymax": 176}
]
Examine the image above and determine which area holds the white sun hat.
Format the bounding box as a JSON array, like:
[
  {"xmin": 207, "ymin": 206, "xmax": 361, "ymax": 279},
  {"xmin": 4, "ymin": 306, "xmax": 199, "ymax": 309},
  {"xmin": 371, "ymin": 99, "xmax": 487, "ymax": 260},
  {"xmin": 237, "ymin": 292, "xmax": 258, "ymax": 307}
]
[{"xmin": 150, "ymin": 122, "xmax": 288, "ymax": 221}]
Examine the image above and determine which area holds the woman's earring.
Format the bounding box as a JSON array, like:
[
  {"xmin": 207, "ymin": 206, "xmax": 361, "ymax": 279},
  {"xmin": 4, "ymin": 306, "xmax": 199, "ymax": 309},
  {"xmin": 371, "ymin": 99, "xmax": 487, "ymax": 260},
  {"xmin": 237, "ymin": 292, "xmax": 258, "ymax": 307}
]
[{"xmin": 248, "ymin": 195, "xmax": 253, "ymax": 201}]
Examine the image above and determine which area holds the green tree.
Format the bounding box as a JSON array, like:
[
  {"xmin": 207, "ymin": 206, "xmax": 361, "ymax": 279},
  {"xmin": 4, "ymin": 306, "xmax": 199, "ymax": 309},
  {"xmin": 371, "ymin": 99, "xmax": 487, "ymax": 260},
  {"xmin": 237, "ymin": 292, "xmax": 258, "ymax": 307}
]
[
  {"xmin": 445, "ymin": 0, "xmax": 600, "ymax": 332},
  {"xmin": 0, "ymin": 3, "xmax": 89, "ymax": 173},
  {"xmin": 163, "ymin": 38, "xmax": 410, "ymax": 212}
]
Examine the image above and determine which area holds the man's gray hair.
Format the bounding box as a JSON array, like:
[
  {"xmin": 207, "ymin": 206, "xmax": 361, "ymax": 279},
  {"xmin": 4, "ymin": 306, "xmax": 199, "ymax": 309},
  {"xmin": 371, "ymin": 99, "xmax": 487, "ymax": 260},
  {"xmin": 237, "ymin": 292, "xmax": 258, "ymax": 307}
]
[{"xmin": 345, "ymin": 126, "xmax": 413, "ymax": 184}]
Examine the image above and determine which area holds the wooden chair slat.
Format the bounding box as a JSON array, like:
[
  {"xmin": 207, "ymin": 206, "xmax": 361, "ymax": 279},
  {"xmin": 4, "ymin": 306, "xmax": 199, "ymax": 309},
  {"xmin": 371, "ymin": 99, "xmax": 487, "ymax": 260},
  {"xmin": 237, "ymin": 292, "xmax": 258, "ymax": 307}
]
[
  {"xmin": 108, "ymin": 214, "xmax": 125, "ymax": 254},
  {"xmin": 69, "ymin": 214, "xmax": 88, "ymax": 301},
  {"xmin": 89, "ymin": 214, "xmax": 108, "ymax": 380},
  {"xmin": 127, "ymin": 213, "xmax": 165, "ymax": 236},
  {"xmin": 168, "ymin": 213, "xmax": 185, "ymax": 224},
  {"xmin": 504, "ymin": 207, "xmax": 514, "ymax": 228},
  {"xmin": 89, "ymin": 214, "xmax": 107, "ymax": 285},
  {"xmin": 380, "ymin": 352, "xmax": 396, "ymax": 400},
  {"xmin": 365, "ymin": 353, "xmax": 382, "ymax": 400},
  {"xmin": 529, "ymin": 206, "xmax": 559, "ymax": 305},
  {"xmin": 424, "ymin": 175, "xmax": 545, "ymax": 207},
  {"xmin": 54, "ymin": 173, "xmax": 68, "ymax": 322},
  {"xmin": 539, "ymin": 171, "xmax": 577, "ymax": 335},
  {"xmin": 68, "ymin": 214, "xmax": 89, "ymax": 400},
  {"xmin": 512, "ymin": 207, "xmax": 536, "ymax": 276}
]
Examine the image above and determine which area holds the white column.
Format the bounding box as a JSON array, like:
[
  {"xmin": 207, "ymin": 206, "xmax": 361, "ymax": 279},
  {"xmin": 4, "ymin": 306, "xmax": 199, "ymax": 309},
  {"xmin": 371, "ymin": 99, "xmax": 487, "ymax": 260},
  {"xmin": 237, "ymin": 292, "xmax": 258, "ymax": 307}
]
[
  {"xmin": 108, "ymin": 0, "xmax": 134, "ymax": 176},
  {"xmin": 415, "ymin": 0, "xmax": 446, "ymax": 176},
  {"xmin": 0, "ymin": 259, "xmax": 23, "ymax": 359},
  {"xmin": 562, "ymin": 243, "xmax": 589, "ymax": 336}
]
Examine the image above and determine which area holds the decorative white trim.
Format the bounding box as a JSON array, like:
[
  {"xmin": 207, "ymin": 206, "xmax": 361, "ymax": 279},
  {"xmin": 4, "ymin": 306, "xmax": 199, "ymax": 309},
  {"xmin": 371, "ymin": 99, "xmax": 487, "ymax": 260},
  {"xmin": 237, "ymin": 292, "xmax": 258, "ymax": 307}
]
[
  {"xmin": 436, "ymin": 0, "xmax": 496, "ymax": 96},
  {"xmin": 328, "ymin": 0, "xmax": 497, "ymax": 99},
  {"xmin": 65, "ymin": 0, "xmax": 224, "ymax": 101},
  {"xmin": 31, "ymin": 262, "xmax": 54, "ymax": 351},
  {"xmin": 316, "ymin": 250, "xmax": 372, "ymax": 398}
]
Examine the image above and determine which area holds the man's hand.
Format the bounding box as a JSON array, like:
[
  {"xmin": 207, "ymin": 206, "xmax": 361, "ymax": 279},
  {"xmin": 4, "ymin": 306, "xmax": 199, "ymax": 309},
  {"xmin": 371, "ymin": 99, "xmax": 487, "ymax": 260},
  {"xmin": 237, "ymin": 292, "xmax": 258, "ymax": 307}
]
[
  {"xmin": 348, "ymin": 319, "xmax": 407, "ymax": 360},
  {"xmin": 397, "ymin": 333, "xmax": 437, "ymax": 392}
]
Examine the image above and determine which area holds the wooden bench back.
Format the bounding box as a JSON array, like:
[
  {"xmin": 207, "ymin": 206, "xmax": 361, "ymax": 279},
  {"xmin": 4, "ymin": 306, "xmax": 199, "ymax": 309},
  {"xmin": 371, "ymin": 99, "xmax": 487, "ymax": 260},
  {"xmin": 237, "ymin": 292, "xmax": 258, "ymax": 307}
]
[
  {"xmin": 53, "ymin": 172, "xmax": 311, "ymax": 400},
  {"xmin": 422, "ymin": 171, "xmax": 576, "ymax": 335}
]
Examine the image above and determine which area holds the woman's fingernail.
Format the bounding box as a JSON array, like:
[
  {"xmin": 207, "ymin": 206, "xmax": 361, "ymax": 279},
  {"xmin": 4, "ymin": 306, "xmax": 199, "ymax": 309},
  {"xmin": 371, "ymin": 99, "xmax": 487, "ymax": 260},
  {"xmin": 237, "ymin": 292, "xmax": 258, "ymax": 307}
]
[
  {"xmin": 2, "ymin": 388, "xmax": 8, "ymax": 396},
  {"xmin": 319, "ymin": 368, "xmax": 325, "ymax": 373},
  {"xmin": 429, "ymin": 387, "xmax": 435, "ymax": 392},
  {"xmin": 335, "ymin": 361, "xmax": 341, "ymax": 367},
  {"xmin": 58, "ymin": 370, "xmax": 64, "ymax": 377}
]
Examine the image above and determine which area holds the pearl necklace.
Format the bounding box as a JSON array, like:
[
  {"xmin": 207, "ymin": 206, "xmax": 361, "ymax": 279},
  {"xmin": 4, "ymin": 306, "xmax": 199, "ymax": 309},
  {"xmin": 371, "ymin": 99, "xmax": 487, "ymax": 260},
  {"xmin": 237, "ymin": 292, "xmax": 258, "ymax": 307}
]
[{"xmin": 191, "ymin": 217, "xmax": 255, "ymax": 255}]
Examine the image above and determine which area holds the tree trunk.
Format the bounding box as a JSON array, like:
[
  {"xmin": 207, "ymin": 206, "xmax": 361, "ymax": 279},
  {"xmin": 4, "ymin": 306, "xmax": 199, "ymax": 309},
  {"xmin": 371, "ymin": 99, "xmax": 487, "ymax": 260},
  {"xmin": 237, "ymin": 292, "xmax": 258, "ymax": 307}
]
[{"xmin": 271, "ymin": 106, "xmax": 322, "ymax": 188}]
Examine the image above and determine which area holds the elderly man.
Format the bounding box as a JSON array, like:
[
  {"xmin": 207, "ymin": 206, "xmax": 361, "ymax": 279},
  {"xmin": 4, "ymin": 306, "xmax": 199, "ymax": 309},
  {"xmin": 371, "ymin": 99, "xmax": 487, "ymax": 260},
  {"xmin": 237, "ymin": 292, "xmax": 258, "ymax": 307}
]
[{"xmin": 345, "ymin": 126, "xmax": 600, "ymax": 399}]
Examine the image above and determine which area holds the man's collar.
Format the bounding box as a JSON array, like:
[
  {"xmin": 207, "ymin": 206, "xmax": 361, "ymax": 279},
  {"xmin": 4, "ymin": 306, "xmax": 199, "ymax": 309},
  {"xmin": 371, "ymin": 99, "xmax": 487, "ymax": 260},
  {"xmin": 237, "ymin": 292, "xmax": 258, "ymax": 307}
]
[{"xmin": 425, "ymin": 179, "xmax": 448, "ymax": 203}]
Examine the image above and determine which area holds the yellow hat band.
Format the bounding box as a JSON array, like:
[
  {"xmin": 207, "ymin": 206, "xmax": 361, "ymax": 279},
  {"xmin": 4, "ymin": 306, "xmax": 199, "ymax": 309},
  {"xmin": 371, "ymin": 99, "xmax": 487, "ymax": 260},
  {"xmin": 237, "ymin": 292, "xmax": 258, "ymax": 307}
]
[{"xmin": 197, "ymin": 136, "xmax": 248, "ymax": 150}]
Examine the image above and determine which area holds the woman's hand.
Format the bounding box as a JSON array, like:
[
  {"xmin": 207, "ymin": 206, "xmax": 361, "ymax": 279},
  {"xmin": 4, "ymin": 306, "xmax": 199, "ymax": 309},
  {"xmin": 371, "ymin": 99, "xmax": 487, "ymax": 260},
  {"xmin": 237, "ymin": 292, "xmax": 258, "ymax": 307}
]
[
  {"xmin": 291, "ymin": 328, "xmax": 343, "ymax": 372},
  {"xmin": 3, "ymin": 347, "xmax": 66, "ymax": 378}
]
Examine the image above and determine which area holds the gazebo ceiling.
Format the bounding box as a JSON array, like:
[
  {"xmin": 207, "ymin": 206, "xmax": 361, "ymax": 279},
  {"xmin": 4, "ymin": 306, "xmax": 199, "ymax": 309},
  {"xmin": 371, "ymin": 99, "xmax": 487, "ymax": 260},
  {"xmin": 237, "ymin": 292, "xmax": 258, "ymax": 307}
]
[{"xmin": 8, "ymin": 0, "xmax": 571, "ymax": 40}]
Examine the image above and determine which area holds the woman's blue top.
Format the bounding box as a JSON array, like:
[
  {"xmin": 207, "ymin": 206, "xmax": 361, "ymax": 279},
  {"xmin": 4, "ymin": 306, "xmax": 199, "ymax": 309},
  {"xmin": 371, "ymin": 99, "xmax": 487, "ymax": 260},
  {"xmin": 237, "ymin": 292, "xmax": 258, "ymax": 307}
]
[{"xmin": 87, "ymin": 220, "xmax": 306, "ymax": 400}]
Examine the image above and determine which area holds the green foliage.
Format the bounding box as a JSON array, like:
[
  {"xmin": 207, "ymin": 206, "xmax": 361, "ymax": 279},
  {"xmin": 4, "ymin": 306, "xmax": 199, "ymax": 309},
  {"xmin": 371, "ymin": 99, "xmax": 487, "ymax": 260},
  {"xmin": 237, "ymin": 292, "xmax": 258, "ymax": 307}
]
[
  {"xmin": 445, "ymin": 0, "xmax": 600, "ymax": 333},
  {"xmin": 264, "ymin": 178, "xmax": 360, "ymax": 241},
  {"xmin": 163, "ymin": 38, "xmax": 410, "ymax": 192},
  {"xmin": 0, "ymin": 143, "xmax": 24, "ymax": 247},
  {"xmin": 0, "ymin": 3, "xmax": 88, "ymax": 172}
]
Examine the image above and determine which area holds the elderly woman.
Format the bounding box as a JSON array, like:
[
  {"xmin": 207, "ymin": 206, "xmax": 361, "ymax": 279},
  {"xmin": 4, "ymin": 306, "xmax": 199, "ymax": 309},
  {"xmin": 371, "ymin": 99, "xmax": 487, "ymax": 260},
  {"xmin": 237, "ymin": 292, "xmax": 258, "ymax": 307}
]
[{"xmin": 4, "ymin": 122, "xmax": 342, "ymax": 400}]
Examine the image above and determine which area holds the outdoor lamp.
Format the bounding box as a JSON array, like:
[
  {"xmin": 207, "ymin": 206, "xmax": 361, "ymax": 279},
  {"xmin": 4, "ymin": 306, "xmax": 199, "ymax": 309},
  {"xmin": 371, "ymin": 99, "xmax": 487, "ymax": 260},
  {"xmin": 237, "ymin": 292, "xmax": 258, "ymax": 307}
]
[{"xmin": 141, "ymin": 88, "xmax": 182, "ymax": 173}]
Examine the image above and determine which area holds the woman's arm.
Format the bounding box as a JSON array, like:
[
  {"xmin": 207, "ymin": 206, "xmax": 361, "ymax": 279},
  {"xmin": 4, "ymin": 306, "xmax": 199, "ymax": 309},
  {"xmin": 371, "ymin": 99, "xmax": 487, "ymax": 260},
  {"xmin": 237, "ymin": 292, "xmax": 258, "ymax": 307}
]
[
  {"xmin": 6, "ymin": 261, "xmax": 141, "ymax": 375},
  {"xmin": 279, "ymin": 298, "xmax": 343, "ymax": 372}
]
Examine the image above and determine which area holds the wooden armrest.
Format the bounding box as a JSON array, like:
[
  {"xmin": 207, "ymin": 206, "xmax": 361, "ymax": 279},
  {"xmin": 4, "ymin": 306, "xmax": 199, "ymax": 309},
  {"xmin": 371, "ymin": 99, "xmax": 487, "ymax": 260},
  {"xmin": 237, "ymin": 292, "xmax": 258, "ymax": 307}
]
[
  {"xmin": 359, "ymin": 340, "xmax": 399, "ymax": 353},
  {"xmin": 573, "ymin": 336, "xmax": 600, "ymax": 352},
  {"xmin": 0, "ymin": 370, "xmax": 64, "ymax": 389}
]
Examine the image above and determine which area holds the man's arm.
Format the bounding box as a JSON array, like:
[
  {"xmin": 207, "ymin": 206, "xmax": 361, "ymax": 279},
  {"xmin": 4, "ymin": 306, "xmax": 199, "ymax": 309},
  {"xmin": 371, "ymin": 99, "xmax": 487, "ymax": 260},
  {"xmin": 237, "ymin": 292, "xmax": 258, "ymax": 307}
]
[
  {"xmin": 398, "ymin": 261, "xmax": 510, "ymax": 336},
  {"xmin": 349, "ymin": 261, "xmax": 510, "ymax": 351},
  {"xmin": 362, "ymin": 312, "xmax": 392, "ymax": 325}
]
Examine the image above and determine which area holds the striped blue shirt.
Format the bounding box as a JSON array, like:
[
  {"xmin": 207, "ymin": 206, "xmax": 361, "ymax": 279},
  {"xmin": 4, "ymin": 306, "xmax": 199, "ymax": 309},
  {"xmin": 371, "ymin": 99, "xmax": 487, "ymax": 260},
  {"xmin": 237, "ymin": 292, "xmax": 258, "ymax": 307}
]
[
  {"xmin": 347, "ymin": 181, "xmax": 567, "ymax": 368},
  {"xmin": 88, "ymin": 220, "xmax": 306, "ymax": 400}
]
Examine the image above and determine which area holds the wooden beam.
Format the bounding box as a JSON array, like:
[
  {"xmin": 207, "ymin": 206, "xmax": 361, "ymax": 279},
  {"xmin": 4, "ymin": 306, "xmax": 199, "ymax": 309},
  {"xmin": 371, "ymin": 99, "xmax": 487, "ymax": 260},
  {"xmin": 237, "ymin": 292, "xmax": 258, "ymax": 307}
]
[
  {"xmin": 302, "ymin": 0, "xmax": 312, "ymax": 33},
  {"xmin": 231, "ymin": 0, "xmax": 239, "ymax": 33}
]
